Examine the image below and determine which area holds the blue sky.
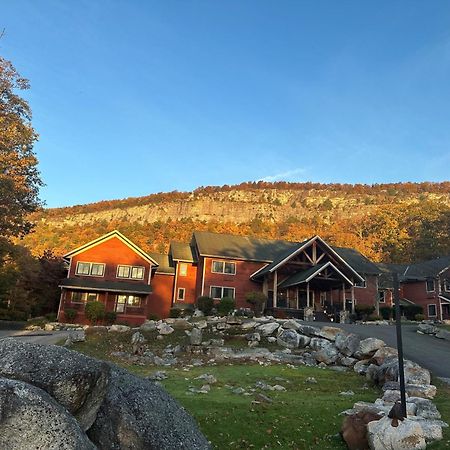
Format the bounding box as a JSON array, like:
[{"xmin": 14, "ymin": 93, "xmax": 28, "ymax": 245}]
[{"xmin": 2, "ymin": 1, "xmax": 450, "ymax": 207}]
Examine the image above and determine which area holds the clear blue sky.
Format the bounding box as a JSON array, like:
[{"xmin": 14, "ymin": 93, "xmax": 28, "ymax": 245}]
[{"xmin": 2, "ymin": 1, "xmax": 450, "ymax": 207}]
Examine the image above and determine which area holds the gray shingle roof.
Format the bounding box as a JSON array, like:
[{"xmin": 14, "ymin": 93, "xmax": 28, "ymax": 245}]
[
  {"xmin": 170, "ymin": 242, "xmax": 196, "ymax": 262},
  {"xmin": 193, "ymin": 231, "xmax": 295, "ymax": 262},
  {"xmin": 59, "ymin": 278, "xmax": 152, "ymax": 294},
  {"xmin": 332, "ymin": 247, "xmax": 381, "ymax": 276},
  {"xmin": 277, "ymin": 263, "xmax": 328, "ymax": 289},
  {"xmin": 148, "ymin": 253, "xmax": 175, "ymax": 275}
]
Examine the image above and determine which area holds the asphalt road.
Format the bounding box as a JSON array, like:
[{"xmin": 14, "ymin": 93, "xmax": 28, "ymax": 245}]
[
  {"xmin": 0, "ymin": 329, "xmax": 68, "ymax": 345},
  {"xmin": 315, "ymin": 322, "xmax": 450, "ymax": 379}
]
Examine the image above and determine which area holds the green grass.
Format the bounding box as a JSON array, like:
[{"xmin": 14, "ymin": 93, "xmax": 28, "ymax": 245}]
[
  {"xmin": 428, "ymin": 380, "xmax": 450, "ymax": 449},
  {"xmin": 70, "ymin": 329, "xmax": 383, "ymax": 449},
  {"xmin": 437, "ymin": 324, "xmax": 450, "ymax": 332}
]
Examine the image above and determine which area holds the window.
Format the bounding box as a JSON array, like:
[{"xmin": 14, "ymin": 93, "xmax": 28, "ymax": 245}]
[
  {"xmin": 177, "ymin": 288, "xmax": 185, "ymax": 301},
  {"xmin": 75, "ymin": 262, "xmax": 105, "ymax": 277},
  {"xmin": 70, "ymin": 291, "xmax": 97, "ymax": 303},
  {"xmin": 90, "ymin": 263, "xmax": 105, "ymax": 276},
  {"xmin": 76, "ymin": 262, "xmax": 91, "ymax": 275},
  {"xmin": 426, "ymin": 279, "xmax": 435, "ymax": 292},
  {"xmin": 179, "ymin": 263, "xmax": 188, "ymax": 277},
  {"xmin": 117, "ymin": 265, "xmax": 145, "ymax": 280},
  {"xmin": 131, "ymin": 266, "xmax": 144, "ymax": 280},
  {"xmin": 115, "ymin": 295, "xmax": 142, "ymax": 313},
  {"xmin": 428, "ymin": 304, "xmax": 437, "ymax": 317},
  {"xmin": 355, "ymin": 276, "xmax": 366, "ymax": 288},
  {"xmin": 445, "ymin": 279, "xmax": 450, "ymax": 292},
  {"xmin": 211, "ymin": 260, "xmax": 236, "ymax": 275},
  {"xmin": 378, "ymin": 290, "xmax": 386, "ymax": 303},
  {"xmin": 210, "ymin": 286, "xmax": 235, "ymax": 300}
]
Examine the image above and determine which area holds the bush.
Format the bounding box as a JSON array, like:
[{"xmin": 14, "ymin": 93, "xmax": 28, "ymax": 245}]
[
  {"xmin": 217, "ymin": 297, "xmax": 235, "ymax": 316},
  {"xmin": 368, "ymin": 315, "xmax": 383, "ymax": 321},
  {"xmin": 84, "ymin": 301, "xmax": 105, "ymax": 325},
  {"xmin": 169, "ymin": 308, "xmax": 182, "ymax": 318},
  {"xmin": 147, "ymin": 313, "xmax": 159, "ymax": 321},
  {"xmin": 245, "ymin": 291, "xmax": 267, "ymax": 317},
  {"xmin": 355, "ymin": 304, "xmax": 375, "ymax": 321},
  {"xmin": 64, "ymin": 308, "xmax": 77, "ymax": 322},
  {"xmin": 104, "ymin": 311, "xmax": 117, "ymax": 325},
  {"xmin": 45, "ymin": 313, "xmax": 57, "ymax": 322},
  {"xmin": 379, "ymin": 306, "xmax": 393, "ymax": 320},
  {"xmin": 196, "ymin": 296, "xmax": 214, "ymax": 315},
  {"xmin": 415, "ymin": 314, "xmax": 426, "ymax": 321},
  {"xmin": 402, "ymin": 304, "xmax": 423, "ymax": 320}
]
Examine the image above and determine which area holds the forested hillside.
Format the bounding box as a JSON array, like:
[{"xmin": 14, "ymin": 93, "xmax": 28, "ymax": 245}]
[{"xmin": 22, "ymin": 181, "xmax": 450, "ymax": 263}]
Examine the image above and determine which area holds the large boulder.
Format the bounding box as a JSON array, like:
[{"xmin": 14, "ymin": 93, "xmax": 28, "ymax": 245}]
[
  {"xmin": 341, "ymin": 411, "xmax": 382, "ymax": 450},
  {"xmin": 408, "ymin": 397, "xmax": 441, "ymax": 420},
  {"xmin": 277, "ymin": 329, "xmax": 300, "ymax": 348},
  {"xmin": 190, "ymin": 327, "xmax": 203, "ymax": 345},
  {"xmin": 313, "ymin": 346, "xmax": 339, "ymax": 364},
  {"xmin": 317, "ymin": 326, "xmax": 343, "ymax": 341},
  {"xmin": 296, "ymin": 323, "xmax": 321, "ymax": 337},
  {"xmin": 0, "ymin": 338, "xmax": 109, "ymax": 431},
  {"xmin": 406, "ymin": 384, "xmax": 437, "ymax": 400},
  {"xmin": 357, "ymin": 338, "xmax": 385, "ymax": 357},
  {"xmin": 367, "ymin": 416, "xmax": 426, "ymax": 450},
  {"xmin": 157, "ymin": 323, "xmax": 175, "ymax": 335},
  {"xmin": 256, "ymin": 322, "xmax": 279, "ymax": 336},
  {"xmin": 309, "ymin": 337, "xmax": 333, "ymax": 351},
  {"xmin": 139, "ymin": 320, "xmax": 157, "ymax": 332},
  {"xmin": 87, "ymin": 364, "xmax": 211, "ymax": 449},
  {"xmin": 282, "ymin": 319, "xmax": 301, "ymax": 330},
  {"xmin": 171, "ymin": 319, "xmax": 194, "ymax": 330},
  {"xmin": 335, "ymin": 333, "xmax": 360, "ymax": 357},
  {"xmin": 435, "ymin": 329, "xmax": 450, "ymax": 340},
  {"xmin": 0, "ymin": 378, "xmax": 96, "ymax": 449},
  {"xmin": 417, "ymin": 323, "xmax": 437, "ymax": 335},
  {"xmin": 372, "ymin": 346, "xmax": 398, "ymax": 366}
]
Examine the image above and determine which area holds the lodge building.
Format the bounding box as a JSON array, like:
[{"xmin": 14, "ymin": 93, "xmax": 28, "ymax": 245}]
[{"xmin": 57, "ymin": 230, "xmax": 450, "ymax": 325}]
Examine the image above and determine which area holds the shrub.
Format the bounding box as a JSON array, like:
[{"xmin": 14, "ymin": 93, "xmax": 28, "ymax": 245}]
[
  {"xmin": 104, "ymin": 311, "xmax": 117, "ymax": 325},
  {"xmin": 415, "ymin": 313, "xmax": 426, "ymax": 321},
  {"xmin": 355, "ymin": 304, "xmax": 375, "ymax": 321},
  {"xmin": 196, "ymin": 296, "xmax": 214, "ymax": 315},
  {"xmin": 245, "ymin": 291, "xmax": 267, "ymax": 317},
  {"xmin": 64, "ymin": 308, "xmax": 77, "ymax": 323},
  {"xmin": 379, "ymin": 306, "xmax": 393, "ymax": 320},
  {"xmin": 45, "ymin": 313, "xmax": 57, "ymax": 322},
  {"xmin": 217, "ymin": 297, "xmax": 235, "ymax": 316},
  {"xmin": 84, "ymin": 301, "xmax": 105, "ymax": 325},
  {"xmin": 368, "ymin": 315, "xmax": 382, "ymax": 321},
  {"xmin": 402, "ymin": 304, "xmax": 423, "ymax": 320},
  {"xmin": 169, "ymin": 308, "xmax": 182, "ymax": 318},
  {"xmin": 147, "ymin": 313, "xmax": 159, "ymax": 321}
]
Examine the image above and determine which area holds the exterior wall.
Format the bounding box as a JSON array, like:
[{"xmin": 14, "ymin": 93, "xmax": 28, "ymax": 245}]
[
  {"xmin": 353, "ymin": 275, "xmax": 379, "ymax": 307},
  {"xmin": 403, "ymin": 280, "xmax": 439, "ymax": 319},
  {"xmin": 148, "ymin": 273, "xmax": 174, "ymax": 319},
  {"xmin": 201, "ymin": 257, "xmax": 266, "ymax": 308},
  {"xmin": 68, "ymin": 236, "xmax": 152, "ymax": 284},
  {"xmin": 173, "ymin": 262, "xmax": 197, "ymax": 305},
  {"xmin": 59, "ymin": 289, "xmax": 148, "ymax": 325}
]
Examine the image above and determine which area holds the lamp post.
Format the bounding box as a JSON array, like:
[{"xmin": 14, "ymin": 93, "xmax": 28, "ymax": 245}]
[{"xmin": 393, "ymin": 272, "xmax": 407, "ymax": 417}]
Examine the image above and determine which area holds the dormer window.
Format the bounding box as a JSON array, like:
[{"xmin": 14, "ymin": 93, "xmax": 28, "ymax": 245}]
[{"xmin": 75, "ymin": 262, "xmax": 105, "ymax": 277}]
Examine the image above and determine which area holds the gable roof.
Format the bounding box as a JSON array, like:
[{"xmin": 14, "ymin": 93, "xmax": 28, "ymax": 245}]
[
  {"xmin": 332, "ymin": 247, "xmax": 381, "ymax": 276},
  {"xmin": 170, "ymin": 242, "xmax": 196, "ymax": 262},
  {"xmin": 63, "ymin": 230, "xmax": 159, "ymax": 266},
  {"xmin": 193, "ymin": 231, "xmax": 295, "ymax": 262}
]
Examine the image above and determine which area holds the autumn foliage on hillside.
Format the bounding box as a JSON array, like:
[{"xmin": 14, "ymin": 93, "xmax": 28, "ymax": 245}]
[{"xmin": 21, "ymin": 182, "xmax": 450, "ymax": 264}]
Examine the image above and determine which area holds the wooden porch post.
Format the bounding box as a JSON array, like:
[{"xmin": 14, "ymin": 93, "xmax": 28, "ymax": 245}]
[
  {"xmin": 351, "ymin": 286, "xmax": 355, "ymax": 314},
  {"xmin": 342, "ymin": 283, "xmax": 346, "ymax": 311},
  {"xmin": 306, "ymin": 282, "xmax": 310, "ymax": 307},
  {"xmin": 330, "ymin": 288, "xmax": 333, "ymax": 306},
  {"xmin": 273, "ymin": 271, "xmax": 278, "ymax": 308}
]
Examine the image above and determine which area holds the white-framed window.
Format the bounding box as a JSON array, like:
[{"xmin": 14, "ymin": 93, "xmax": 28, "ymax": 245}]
[
  {"xmin": 75, "ymin": 262, "xmax": 105, "ymax": 277},
  {"xmin": 117, "ymin": 265, "xmax": 145, "ymax": 280},
  {"xmin": 426, "ymin": 279, "xmax": 435, "ymax": 292},
  {"xmin": 210, "ymin": 286, "xmax": 235, "ymax": 300},
  {"xmin": 355, "ymin": 276, "xmax": 366, "ymax": 288},
  {"xmin": 378, "ymin": 290, "xmax": 386, "ymax": 303},
  {"xmin": 179, "ymin": 263, "xmax": 188, "ymax": 277},
  {"xmin": 115, "ymin": 295, "xmax": 142, "ymax": 313},
  {"xmin": 70, "ymin": 291, "xmax": 98, "ymax": 303},
  {"xmin": 177, "ymin": 288, "xmax": 185, "ymax": 301},
  {"xmin": 444, "ymin": 279, "xmax": 450, "ymax": 292},
  {"xmin": 211, "ymin": 260, "xmax": 236, "ymax": 275},
  {"xmin": 428, "ymin": 304, "xmax": 437, "ymax": 317}
]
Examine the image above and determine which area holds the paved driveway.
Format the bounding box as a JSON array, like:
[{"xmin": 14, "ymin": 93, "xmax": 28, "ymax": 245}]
[
  {"xmin": 315, "ymin": 322, "xmax": 450, "ymax": 379},
  {"xmin": 0, "ymin": 329, "xmax": 68, "ymax": 345}
]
